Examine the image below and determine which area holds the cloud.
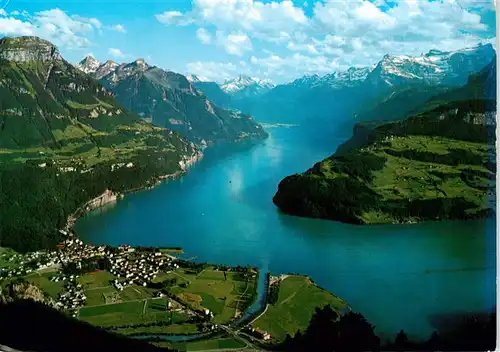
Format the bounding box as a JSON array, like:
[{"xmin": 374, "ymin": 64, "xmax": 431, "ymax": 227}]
[
  {"xmin": 156, "ymin": 0, "xmax": 308, "ymax": 42},
  {"xmin": 0, "ymin": 8, "xmax": 105, "ymax": 49},
  {"xmin": 287, "ymin": 42, "xmax": 319, "ymax": 55},
  {"xmin": 111, "ymin": 24, "xmax": 126, "ymax": 33},
  {"xmin": 196, "ymin": 28, "xmax": 211, "ymax": 44},
  {"xmin": 155, "ymin": 11, "xmax": 192, "ymax": 25},
  {"xmin": 273, "ymin": 0, "xmax": 495, "ymax": 69},
  {"xmin": 216, "ymin": 31, "xmax": 252, "ymax": 56},
  {"xmin": 188, "ymin": 51, "xmax": 340, "ymax": 83},
  {"xmin": 196, "ymin": 27, "xmax": 254, "ymax": 54},
  {"xmin": 108, "ymin": 47, "xmax": 125, "ymax": 58},
  {"xmin": 71, "ymin": 14, "xmax": 102, "ymax": 29},
  {"xmin": 159, "ymin": 0, "xmax": 494, "ymax": 77},
  {"xmin": 0, "ymin": 17, "xmax": 33, "ymax": 36},
  {"xmin": 186, "ymin": 60, "xmax": 244, "ymax": 82},
  {"xmin": 250, "ymin": 52, "xmax": 339, "ymax": 78},
  {"xmin": 312, "ymin": 0, "xmax": 489, "ymax": 40}
]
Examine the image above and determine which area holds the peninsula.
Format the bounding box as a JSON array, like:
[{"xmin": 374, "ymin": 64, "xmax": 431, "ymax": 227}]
[{"xmin": 273, "ymin": 60, "xmax": 496, "ymax": 225}]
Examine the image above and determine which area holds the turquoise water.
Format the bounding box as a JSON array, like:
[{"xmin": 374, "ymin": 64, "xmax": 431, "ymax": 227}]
[{"xmin": 75, "ymin": 125, "xmax": 496, "ymax": 341}]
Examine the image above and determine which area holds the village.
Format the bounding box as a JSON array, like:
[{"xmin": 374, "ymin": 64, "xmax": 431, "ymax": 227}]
[
  {"xmin": 0, "ymin": 231, "xmax": 181, "ymax": 316},
  {"xmin": 0, "ymin": 232, "xmax": 277, "ymax": 347}
]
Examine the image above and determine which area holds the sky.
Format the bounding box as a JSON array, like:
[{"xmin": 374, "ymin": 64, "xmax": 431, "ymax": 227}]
[{"xmin": 0, "ymin": 0, "xmax": 496, "ymax": 84}]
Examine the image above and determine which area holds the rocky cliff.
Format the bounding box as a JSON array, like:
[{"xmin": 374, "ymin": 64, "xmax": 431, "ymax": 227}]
[
  {"xmin": 85, "ymin": 189, "xmax": 118, "ymax": 211},
  {"xmin": 0, "ymin": 36, "xmax": 62, "ymax": 63}
]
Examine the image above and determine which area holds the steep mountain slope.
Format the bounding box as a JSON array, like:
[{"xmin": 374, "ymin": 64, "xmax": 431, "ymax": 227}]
[
  {"xmin": 0, "ymin": 36, "xmax": 199, "ymax": 252},
  {"xmin": 273, "ymin": 62, "xmax": 496, "ymax": 225},
  {"xmin": 93, "ymin": 60, "xmax": 267, "ymax": 146},
  {"xmin": 190, "ymin": 80, "xmax": 232, "ymax": 108}
]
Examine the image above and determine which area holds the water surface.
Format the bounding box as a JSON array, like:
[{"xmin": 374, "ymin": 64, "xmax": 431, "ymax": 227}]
[{"xmin": 76, "ymin": 125, "xmax": 496, "ymax": 340}]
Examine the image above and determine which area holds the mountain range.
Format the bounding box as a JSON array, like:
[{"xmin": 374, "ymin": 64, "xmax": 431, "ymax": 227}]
[
  {"xmin": 192, "ymin": 43, "xmax": 496, "ymax": 128},
  {"xmin": 76, "ymin": 57, "xmax": 267, "ymax": 147}
]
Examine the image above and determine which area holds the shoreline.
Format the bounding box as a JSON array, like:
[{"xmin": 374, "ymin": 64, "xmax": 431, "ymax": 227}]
[{"xmin": 65, "ymin": 150, "xmax": 203, "ymax": 234}]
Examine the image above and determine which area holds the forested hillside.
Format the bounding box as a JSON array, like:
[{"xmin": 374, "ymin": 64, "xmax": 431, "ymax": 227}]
[{"xmin": 0, "ymin": 36, "xmax": 198, "ymax": 252}]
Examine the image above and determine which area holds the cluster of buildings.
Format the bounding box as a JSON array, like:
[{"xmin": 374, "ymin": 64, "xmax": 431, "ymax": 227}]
[
  {"xmin": 106, "ymin": 245, "xmax": 176, "ymax": 289},
  {"xmin": 53, "ymin": 278, "xmax": 87, "ymax": 317},
  {"xmin": 1, "ymin": 232, "xmax": 181, "ymax": 316},
  {"xmin": 0, "ymin": 250, "xmax": 60, "ymax": 280},
  {"xmin": 244, "ymin": 327, "xmax": 272, "ymax": 341}
]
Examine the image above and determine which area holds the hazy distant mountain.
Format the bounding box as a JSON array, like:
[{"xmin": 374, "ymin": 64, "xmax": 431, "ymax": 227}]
[
  {"xmin": 352, "ymin": 44, "xmax": 496, "ymax": 125},
  {"xmin": 221, "ymin": 75, "xmax": 275, "ymax": 97},
  {"xmin": 189, "ymin": 80, "xmax": 233, "ymax": 108},
  {"xmin": 223, "ymin": 43, "xmax": 496, "ymax": 125},
  {"xmin": 88, "ymin": 59, "xmax": 267, "ymax": 146},
  {"xmin": 287, "ymin": 67, "xmax": 373, "ymax": 90},
  {"xmin": 191, "ymin": 75, "xmax": 275, "ymax": 111}
]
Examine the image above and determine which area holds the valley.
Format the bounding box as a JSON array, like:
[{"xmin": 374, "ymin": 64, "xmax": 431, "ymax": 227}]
[{"xmin": 0, "ymin": 29, "xmax": 496, "ymax": 352}]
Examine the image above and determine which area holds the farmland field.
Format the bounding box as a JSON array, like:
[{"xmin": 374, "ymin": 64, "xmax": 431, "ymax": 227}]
[
  {"xmin": 78, "ymin": 297, "xmax": 174, "ymax": 327},
  {"xmin": 169, "ymin": 267, "xmax": 258, "ymax": 324},
  {"xmin": 77, "ymin": 271, "xmax": 115, "ymax": 290},
  {"xmin": 24, "ymin": 272, "xmax": 64, "ymax": 299}
]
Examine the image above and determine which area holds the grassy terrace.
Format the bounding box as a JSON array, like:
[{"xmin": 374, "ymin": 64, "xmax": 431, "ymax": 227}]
[
  {"xmin": 0, "ymin": 121, "xmax": 179, "ymax": 167},
  {"xmin": 252, "ymin": 275, "xmax": 348, "ymax": 342},
  {"xmin": 74, "ymin": 270, "xmax": 195, "ymax": 330},
  {"xmin": 358, "ymin": 135, "xmax": 493, "ymax": 223},
  {"xmin": 275, "ymin": 132, "xmax": 495, "ymax": 225}
]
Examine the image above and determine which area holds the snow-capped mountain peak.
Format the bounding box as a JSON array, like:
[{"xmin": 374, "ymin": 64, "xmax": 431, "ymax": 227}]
[
  {"xmin": 221, "ymin": 75, "xmax": 275, "ymax": 94},
  {"xmin": 93, "ymin": 60, "xmax": 119, "ymax": 80},
  {"xmin": 288, "ymin": 67, "xmax": 373, "ymax": 89},
  {"xmin": 76, "ymin": 55, "xmax": 101, "ymax": 74},
  {"xmin": 369, "ymin": 43, "xmax": 495, "ymax": 86}
]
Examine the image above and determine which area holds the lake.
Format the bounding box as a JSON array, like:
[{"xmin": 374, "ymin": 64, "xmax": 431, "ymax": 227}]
[{"xmin": 75, "ymin": 124, "xmax": 496, "ymax": 341}]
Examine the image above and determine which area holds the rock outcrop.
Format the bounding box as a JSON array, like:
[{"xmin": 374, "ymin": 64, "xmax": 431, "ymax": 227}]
[{"xmin": 0, "ymin": 36, "xmax": 62, "ymax": 63}]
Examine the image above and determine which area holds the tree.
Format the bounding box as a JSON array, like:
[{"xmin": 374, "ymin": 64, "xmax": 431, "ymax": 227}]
[
  {"xmin": 426, "ymin": 331, "xmax": 441, "ymax": 351},
  {"xmin": 282, "ymin": 306, "xmax": 380, "ymax": 352},
  {"xmin": 394, "ymin": 330, "xmax": 409, "ymax": 351}
]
